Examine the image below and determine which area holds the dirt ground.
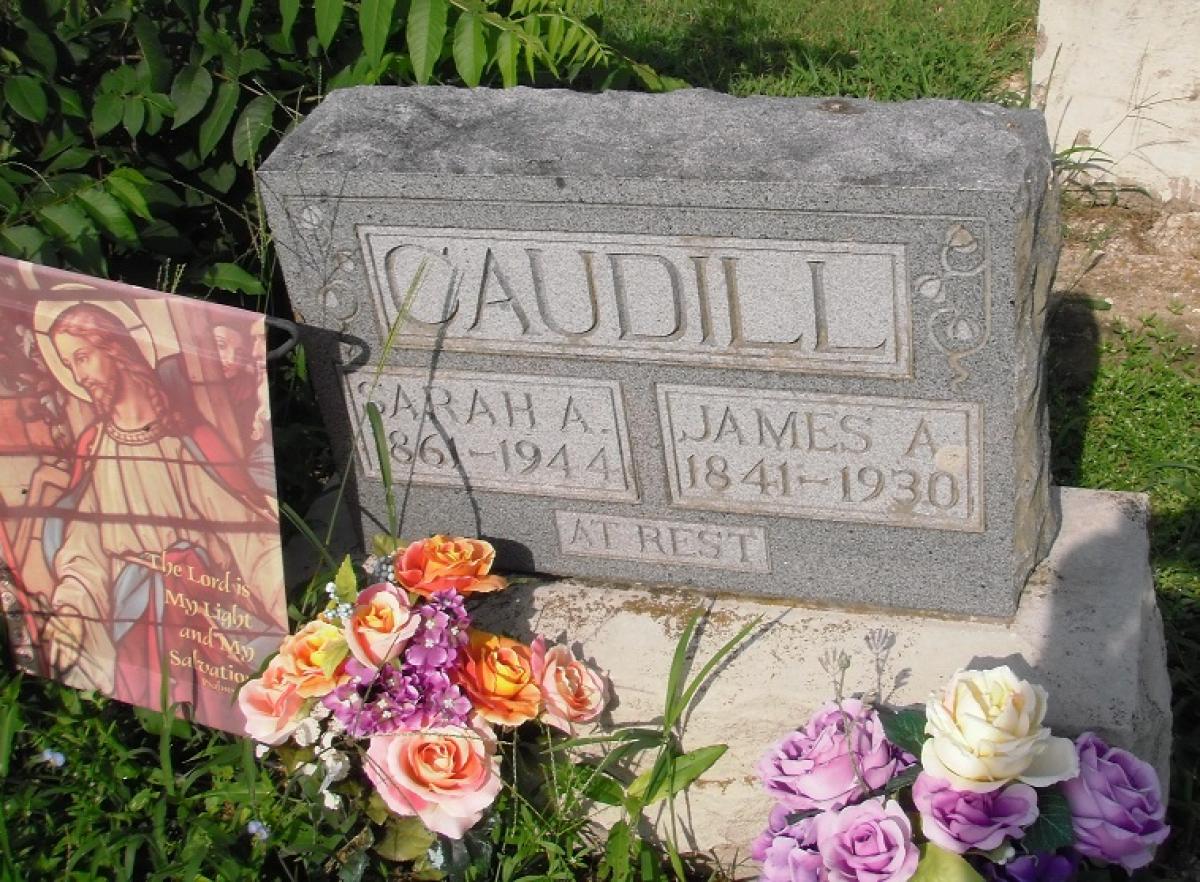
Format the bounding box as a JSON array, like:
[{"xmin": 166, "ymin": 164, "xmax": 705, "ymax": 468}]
[{"xmin": 1056, "ymin": 195, "xmax": 1200, "ymax": 346}]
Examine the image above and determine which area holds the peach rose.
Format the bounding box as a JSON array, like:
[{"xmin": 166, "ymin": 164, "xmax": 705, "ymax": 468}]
[
  {"xmin": 276, "ymin": 619, "xmax": 349, "ymax": 698},
  {"xmin": 538, "ymin": 643, "xmax": 610, "ymax": 733},
  {"xmin": 365, "ymin": 720, "xmax": 502, "ymax": 839},
  {"xmin": 345, "ymin": 583, "xmax": 420, "ymax": 668},
  {"xmin": 239, "ymin": 659, "xmax": 307, "ymax": 744},
  {"xmin": 454, "ymin": 630, "xmax": 543, "ymax": 726},
  {"xmin": 393, "ymin": 535, "xmax": 507, "ymax": 598}
]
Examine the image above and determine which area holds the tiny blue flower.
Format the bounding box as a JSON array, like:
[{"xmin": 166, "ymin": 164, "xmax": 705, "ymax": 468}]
[
  {"xmin": 247, "ymin": 819, "xmax": 270, "ymax": 841},
  {"xmin": 38, "ymin": 748, "xmax": 66, "ymax": 768}
]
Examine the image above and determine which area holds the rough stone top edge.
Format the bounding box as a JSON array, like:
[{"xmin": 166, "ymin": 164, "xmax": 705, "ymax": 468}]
[{"xmin": 259, "ymin": 85, "xmax": 1053, "ymax": 193}]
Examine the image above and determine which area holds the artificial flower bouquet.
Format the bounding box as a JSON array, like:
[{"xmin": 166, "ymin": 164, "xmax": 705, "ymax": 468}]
[
  {"xmin": 238, "ymin": 535, "xmax": 610, "ymax": 852},
  {"xmin": 755, "ymin": 666, "xmax": 1168, "ymax": 882}
]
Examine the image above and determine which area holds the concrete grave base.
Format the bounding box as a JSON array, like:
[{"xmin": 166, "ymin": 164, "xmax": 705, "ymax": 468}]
[{"xmin": 472, "ymin": 486, "xmax": 1171, "ymax": 860}]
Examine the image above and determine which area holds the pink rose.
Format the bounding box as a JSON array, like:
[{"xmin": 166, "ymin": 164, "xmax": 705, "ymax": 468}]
[
  {"xmin": 345, "ymin": 583, "xmax": 420, "ymax": 668},
  {"xmin": 816, "ymin": 798, "xmax": 919, "ymax": 882},
  {"xmin": 537, "ymin": 641, "xmax": 610, "ymax": 733},
  {"xmin": 758, "ymin": 699, "xmax": 911, "ymax": 811},
  {"xmin": 365, "ymin": 720, "xmax": 502, "ymax": 839},
  {"xmin": 238, "ymin": 659, "xmax": 305, "ymax": 745}
]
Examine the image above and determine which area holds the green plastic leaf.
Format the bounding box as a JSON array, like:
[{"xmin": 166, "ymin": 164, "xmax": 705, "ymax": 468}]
[
  {"xmin": 495, "ymin": 29, "xmax": 518, "ymax": 88},
  {"xmin": 279, "ymin": 0, "xmax": 300, "ymax": 41},
  {"xmin": 365, "ymin": 791, "xmax": 391, "ymax": 825},
  {"xmin": 371, "ymin": 534, "xmax": 400, "ymax": 556},
  {"xmin": 123, "ymin": 95, "xmax": 146, "ymax": 137},
  {"xmin": 627, "ymin": 743, "xmax": 727, "ymax": 805},
  {"xmin": 315, "ymin": 0, "xmax": 344, "ymax": 50},
  {"xmin": 880, "ymin": 707, "xmax": 928, "ymax": 757},
  {"xmin": 406, "ymin": 0, "xmax": 447, "ymax": 85},
  {"xmin": 76, "ymin": 188, "xmax": 138, "ymax": 245},
  {"xmin": 92, "ymin": 93, "xmax": 124, "ymax": 136},
  {"xmin": 1020, "ymin": 788, "xmax": 1075, "ymax": 854},
  {"xmin": 230, "ymin": 94, "xmax": 274, "ymax": 166},
  {"xmin": 359, "ymin": 0, "xmax": 396, "ymax": 69},
  {"xmin": 333, "ymin": 554, "xmax": 358, "ymax": 602},
  {"xmin": 198, "ymin": 80, "xmax": 239, "ymax": 159},
  {"xmin": 374, "ymin": 817, "xmax": 434, "ymax": 862},
  {"xmin": 0, "ymin": 225, "xmax": 48, "ymax": 257},
  {"xmin": 199, "ymin": 261, "xmax": 264, "ymax": 296},
  {"xmin": 452, "ymin": 12, "xmax": 485, "ymax": 87},
  {"xmin": 317, "ymin": 640, "xmax": 349, "ymax": 679},
  {"xmin": 5, "ymin": 75, "xmax": 48, "ymax": 123},
  {"xmin": 170, "ymin": 65, "xmax": 213, "ymax": 128},
  {"xmin": 37, "ymin": 202, "xmax": 92, "ymax": 241},
  {"xmin": 909, "ymin": 844, "xmax": 985, "ymax": 882},
  {"xmin": 133, "ymin": 15, "xmax": 171, "ymax": 91}
]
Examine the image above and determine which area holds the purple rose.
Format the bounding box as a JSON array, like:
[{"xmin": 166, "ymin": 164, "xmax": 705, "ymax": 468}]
[
  {"xmin": 1061, "ymin": 732, "xmax": 1169, "ymax": 872},
  {"xmin": 913, "ymin": 771, "xmax": 1039, "ymax": 853},
  {"xmin": 979, "ymin": 852, "xmax": 1079, "ymax": 882},
  {"xmin": 758, "ymin": 700, "xmax": 910, "ymax": 811},
  {"xmin": 759, "ymin": 813, "xmax": 825, "ymax": 882},
  {"xmin": 815, "ymin": 798, "xmax": 918, "ymax": 882}
]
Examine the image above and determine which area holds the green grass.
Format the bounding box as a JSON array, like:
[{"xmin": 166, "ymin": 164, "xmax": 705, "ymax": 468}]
[{"xmin": 592, "ymin": 0, "xmax": 1036, "ymax": 101}]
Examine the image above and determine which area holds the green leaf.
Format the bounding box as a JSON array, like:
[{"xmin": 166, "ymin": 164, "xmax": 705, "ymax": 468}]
[
  {"xmin": 0, "ymin": 177, "xmax": 18, "ymax": 212},
  {"xmin": 199, "ymin": 261, "xmax": 265, "ymax": 296},
  {"xmin": 374, "ymin": 817, "xmax": 434, "ymax": 862},
  {"xmin": 495, "ymin": 29, "xmax": 518, "ymax": 87},
  {"xmin": 603, "ymin": 821, "xmax": 631, "ymax": 882},
  {"xmin": 627, "ymin": 743, "xmax": 726, "ymax": 805},
  {"xmin": 880, "ymin": 707, "xmax": 928, "ymax": 757},
  {"xmin": 45, "ymin": 146, "xmax": 93, "ymax": 174},
  {"xmin": 365, "ymin": 791, "xmax": 391, "ymax": 825},
  {"xmin": 317, "ymin": 640, "xmax": 349, "ymax": 679},
  {"xmin": 198, "ymin": 80, "xmax": 239, "ymax": 159},
  {"xmin": 909, "ymin": 844, "xmax": 985, "ymax": 882},
  {"xmin": 1020, "ymin": 788, "xmax": 1075, "ymax": 854},
  {"xmin": 452, "ymin": 12, "xmax": 485, "ymax": 87},
  {"xmin": 237, "ymin": 0, "xmax": 254, "ymax": 35},
  {"xmin": 92, "ymin": 93, "xmax": 124, "ymax": 136},
  {"xmin": 76, "ymin": 188, "xmax": 138, "ymax": 245},
  {"xmin": 170, "ymin": 64, "xmax": 213, "ymax": 128},
  {"xmin": 133, "ymin": 15, "xmax": 171, "ymax": 91},
  {"xmin": 197, "ymin": 161, "xmax": 236, "ymax": 193},
  {"xmin": 37, "ymin": 202, "xmax": 92, "ymax": 241},
  {"xmin": 333, "ymin": 554, "xmax": 358, "ymax": 602},
  {"xmin": 670, "ymin": 615, "xmax": 759, "ymax": 731},
  {"xmin": 359, "ymin": 0, "xmax": 396, "ymax": 69},
  {"xmin": 663, "ymin": 611, "xmax": 699, "ymax": 730},
  {"xmin": 123, "ymin": 95, "xmax": 146, "ymax": 137},
  {"xmin": 883, "ymin": 764, "xmax": 920, "ymax": 795},
  {"xmin": 406, "ymin": 0, "xmax": 447, "ymax": 85},
  {"xmin": 20, "ymin": 19, "xmax": 57, "ymax": 77},
  {"xmin": 230, "ymin": 94, "xmax": 274, "ymax": 166},
  {"xmin": 105, "ymin": 172, "xmax": 153, "ymax": 220},
  {"xmin": 579, "ymin": 764, "xmax": 625, "ymax": 806},
  {"xmin": 279, "ymin": 0, "xmax": 300, "ymax": 41},
  {"xmin": 5, "ymin": 75, "xmax": 48, "ymax": 123},
  {"xmin": 367, "ymin": 401, "xmax": 397, "ymax": 536},
  {"xmin": 315, "ymin": 0, "xmax": 344, "ymax": 50},
  {"xmin": 55, "ymin": 85, "xmax": 85, "ymax": 118},
  {"xmin": 0, "ymin": 678, "xmax": 22, "ymax": 777},
  {"xmin": 0, "ymin": 224, "xmax": 48, "ymax": 257},
  {"xmin": 371, "ymin": 534, "xmax": 400, "ymax": 556}
]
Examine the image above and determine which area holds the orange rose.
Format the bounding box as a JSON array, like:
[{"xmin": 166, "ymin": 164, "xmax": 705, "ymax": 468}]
[
  {"xmin": 344, "ymin": 583, "xmax": 420, "ymax": 668},
  {"xmin": 393, "ymin": 535, "xmax": 507, "ymax": 598},
  {"xmin": 454, "ymin": 630, "xmax": 542, "ymax": 726},
  {"xmin": 276, "ymin": 619, "xmax": 349, "ymax": 697},
  {"xmin": 538, "ymin": 643, "xmax": 610, "ymax": 733},
  {"xmin": 365, "ymin": 720, "xmax": 501, "ymax": 839},
  {"xmin": 238, "ymin": 658, "xmax": 306, "ymax": 745}
]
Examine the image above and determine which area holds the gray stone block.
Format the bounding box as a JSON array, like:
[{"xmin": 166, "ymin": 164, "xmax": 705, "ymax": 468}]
[{"xmin": 259, "ymin": 86, "xmax": 1060, "ymax": 617}]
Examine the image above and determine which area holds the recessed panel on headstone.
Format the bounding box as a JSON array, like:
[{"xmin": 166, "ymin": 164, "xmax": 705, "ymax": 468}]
[{"xmin": 260, "ymin": 86, "xmax": 1060, "ymax": 617}]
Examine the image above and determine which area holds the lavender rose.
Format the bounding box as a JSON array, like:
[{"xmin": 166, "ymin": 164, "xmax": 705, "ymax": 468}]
[
  {"xmin": 759, "ymin": 812, "xmax": 825, "ymax": 882},
  {"xmin": 815, "ymin": 798, "xmax": 918, "ymax": 882},
  {"xmin": 913, "ymin": 771, "xmax": 1039, "ymax": 853},
  {"xmin": 979, "ymin": 852, "xmax": 1079, "ymax": 882},
  {"xmin": 758, "ymin": 699, "xmax": 911, "ymax": 812},
  {"xmin": 1061, "ymin": 732, "xmax": 1169, "ymax": 871}
]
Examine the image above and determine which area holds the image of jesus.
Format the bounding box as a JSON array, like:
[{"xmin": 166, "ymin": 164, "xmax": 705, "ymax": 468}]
[{"xmin": 40, "ymin": 303, "xmax": 285, "ymax": 725}]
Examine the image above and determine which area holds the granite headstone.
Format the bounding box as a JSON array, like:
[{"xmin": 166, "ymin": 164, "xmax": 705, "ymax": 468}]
[{"xmin": 259, "ymin": 86, "xmax": 1060, "ymax": 618}]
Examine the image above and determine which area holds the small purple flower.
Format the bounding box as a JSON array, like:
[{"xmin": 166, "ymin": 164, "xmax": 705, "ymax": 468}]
[
  {"xmin": 913, "ymin": 772, "xmax": 1039, "ymax": 853},
  {"xmin": 758, "ymin": 699, "xmax": 910, "ymax": 812},
  {"xmin": 404, "ymin": 590, "xmax": 471, "ymax": 671},
  {"xmin": 979, "ymin": 852, "xmax": 1079, "ymax": 882},
  {"xmin": 38, "ymin": 748, "xmax": 66, "ymax": 768},
  {"xmin": 1061, "ymin": 732, "xmax": 1169, "ymax": 872},
  {"xmin": 247, "ymin": 819, "xmax": 270, "ymax": 841},
  {"xmin": 758, "ymin": 813, "xmax": 824, "ymax": 882}
]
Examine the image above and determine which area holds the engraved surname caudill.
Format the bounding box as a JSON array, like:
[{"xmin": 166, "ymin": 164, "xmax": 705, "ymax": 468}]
[
  {"xmin": 658, "ymin": 385, "xmax": 983, "ymax": 531},
  {"xmin": 359, "ymin": 227, "xmax": 911, "ymax": 377},
  {"xmin": 554, "ymin": 512, "xmax": 770, "ymax": 573},
  {"xmin": 346, "ymin": 368, "xmax": 638, "ymax": 501}
]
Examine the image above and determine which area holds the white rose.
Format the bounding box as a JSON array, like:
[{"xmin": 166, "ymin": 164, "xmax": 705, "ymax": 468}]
[{"xmin": 922, "ymin": 665, "xmax": 1079, "ymax": 792}]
